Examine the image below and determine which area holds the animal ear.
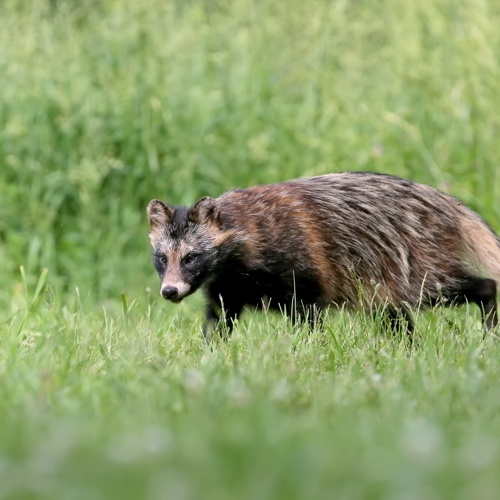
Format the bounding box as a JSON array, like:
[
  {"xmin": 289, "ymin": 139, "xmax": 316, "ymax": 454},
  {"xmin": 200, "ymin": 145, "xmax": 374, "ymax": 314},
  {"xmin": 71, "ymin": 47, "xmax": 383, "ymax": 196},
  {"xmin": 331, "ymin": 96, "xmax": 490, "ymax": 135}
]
[
  {"xmin": 188, "ymin": 197, "xmax": 221, "ymax": 225},
  {"xmin": 147, "ymin": 199, "xmax": 175, "ymax": 229}
]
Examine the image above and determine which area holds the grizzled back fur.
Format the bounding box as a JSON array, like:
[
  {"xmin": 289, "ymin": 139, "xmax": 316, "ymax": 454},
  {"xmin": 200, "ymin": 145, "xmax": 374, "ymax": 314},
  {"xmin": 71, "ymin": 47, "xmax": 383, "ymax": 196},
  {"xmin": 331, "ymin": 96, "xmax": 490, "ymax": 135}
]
[{"xmin": 148, "ymin": 172, "xmax": 500, "ymax": 337}]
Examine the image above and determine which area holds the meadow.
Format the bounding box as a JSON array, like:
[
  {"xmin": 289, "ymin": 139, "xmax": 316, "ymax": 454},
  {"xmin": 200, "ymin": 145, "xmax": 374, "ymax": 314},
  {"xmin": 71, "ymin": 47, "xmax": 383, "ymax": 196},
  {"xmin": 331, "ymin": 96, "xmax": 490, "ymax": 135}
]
[{"xmin": 1, "ymin": 0, "xmax": 500, "ymax": 498}]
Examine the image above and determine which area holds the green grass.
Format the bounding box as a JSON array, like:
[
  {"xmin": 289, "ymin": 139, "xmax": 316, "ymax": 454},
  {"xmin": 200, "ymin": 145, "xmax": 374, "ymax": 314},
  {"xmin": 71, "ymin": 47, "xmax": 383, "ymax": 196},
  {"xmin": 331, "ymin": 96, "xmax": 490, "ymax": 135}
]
[
  {"xmin": 4, "ymin": 282, "xmax": 500, "ymax": 499},
  {"xmin": 1, "ymin": 0, "xmax": 500, "ymax": 498}
]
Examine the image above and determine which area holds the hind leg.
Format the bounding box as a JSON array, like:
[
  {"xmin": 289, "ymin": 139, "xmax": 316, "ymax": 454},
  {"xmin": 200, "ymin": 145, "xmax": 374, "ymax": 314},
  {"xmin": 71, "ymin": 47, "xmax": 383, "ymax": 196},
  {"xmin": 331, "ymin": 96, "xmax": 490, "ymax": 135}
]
[
  {"xmin": 464, "ymin": 278, "xmax": 497, "ymax": 332},
  {"xmin": 385, "ymin": 305, "xmax": 415, "ymax": 340},
  {"xmin": 444, "ymin": 277, "xmax": 498, "ymax": 332}
]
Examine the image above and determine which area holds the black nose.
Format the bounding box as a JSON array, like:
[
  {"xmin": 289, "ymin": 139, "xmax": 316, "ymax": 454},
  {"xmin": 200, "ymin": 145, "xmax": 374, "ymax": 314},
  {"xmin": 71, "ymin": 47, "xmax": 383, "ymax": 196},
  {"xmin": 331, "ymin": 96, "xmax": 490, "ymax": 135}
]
[{"xmin": 161, "ymin": 286, "xmax": 179, "ymax": 300}]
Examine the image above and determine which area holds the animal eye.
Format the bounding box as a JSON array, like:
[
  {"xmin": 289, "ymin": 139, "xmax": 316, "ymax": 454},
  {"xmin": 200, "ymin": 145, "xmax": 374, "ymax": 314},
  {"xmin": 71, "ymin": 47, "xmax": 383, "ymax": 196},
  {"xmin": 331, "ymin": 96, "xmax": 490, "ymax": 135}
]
[
  {"xmin": 158, "ymin": 254, "xmax": 168, "ymax": 265},
  {"xmin": 183, "ymin": 253, "xmax": 198, "ymax": 265}
]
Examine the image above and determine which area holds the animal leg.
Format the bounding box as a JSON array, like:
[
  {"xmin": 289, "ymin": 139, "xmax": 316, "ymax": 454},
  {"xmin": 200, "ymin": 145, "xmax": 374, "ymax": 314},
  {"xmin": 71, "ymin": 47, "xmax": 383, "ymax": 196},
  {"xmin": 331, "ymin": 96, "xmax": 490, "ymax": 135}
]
[
  {"xmin": 447, "ymin": 277, "xmax": 498, "ymax": 332},
  {"xmin": 202, "ymin": 299, "xmax": 243, "ymax": 342},
  {"xmin": 202, "ymin": 303, "xmax": 220, "ymax": 342},
  {"xmin": 385, "ymin": 305, "xmax": 415, "ymax": 339},
  {"xmin": 299, "ymin": 303, "xmax": 324, "ymax": 332}
]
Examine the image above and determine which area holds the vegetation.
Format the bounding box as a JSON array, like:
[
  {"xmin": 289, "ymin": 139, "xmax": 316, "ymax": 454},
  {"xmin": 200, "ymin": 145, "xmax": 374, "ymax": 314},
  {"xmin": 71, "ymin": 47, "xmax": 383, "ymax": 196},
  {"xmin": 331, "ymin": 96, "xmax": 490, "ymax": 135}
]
[{"xmin": 1, "ymin": 0, "xmax": 500, "ymax": 498}]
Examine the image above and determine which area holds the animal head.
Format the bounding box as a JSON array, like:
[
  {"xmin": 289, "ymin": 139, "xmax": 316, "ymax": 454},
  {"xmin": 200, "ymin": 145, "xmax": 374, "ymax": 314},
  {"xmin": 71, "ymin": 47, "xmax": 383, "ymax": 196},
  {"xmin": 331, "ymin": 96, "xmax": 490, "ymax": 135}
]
[{"xmin": 147, "ymin": 197, "xmax": 231, "ymax": 302}]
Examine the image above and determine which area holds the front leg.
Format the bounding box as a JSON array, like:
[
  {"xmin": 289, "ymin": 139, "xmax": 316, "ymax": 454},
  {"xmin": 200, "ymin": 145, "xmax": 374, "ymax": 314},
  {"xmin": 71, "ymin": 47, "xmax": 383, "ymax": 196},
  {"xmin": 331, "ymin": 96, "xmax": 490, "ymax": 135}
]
[
  {"xmin": 202, "ymin": 297, "xmax": 243, "ymax": 342},
  {"xmin": 202, "ymin": 302, "xmax": 220, "ymax": 342},
  {"xmin": 297, "ymin": 303, "xmax": 324, "ymax": 332}
]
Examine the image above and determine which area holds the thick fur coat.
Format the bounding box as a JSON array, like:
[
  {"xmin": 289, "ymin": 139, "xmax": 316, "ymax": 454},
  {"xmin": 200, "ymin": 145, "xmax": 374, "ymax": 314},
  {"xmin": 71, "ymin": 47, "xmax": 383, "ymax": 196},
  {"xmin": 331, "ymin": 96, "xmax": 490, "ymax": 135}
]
[{"xmin": 147, "ymin": 172, "xmax": 500, "ymax": 337}]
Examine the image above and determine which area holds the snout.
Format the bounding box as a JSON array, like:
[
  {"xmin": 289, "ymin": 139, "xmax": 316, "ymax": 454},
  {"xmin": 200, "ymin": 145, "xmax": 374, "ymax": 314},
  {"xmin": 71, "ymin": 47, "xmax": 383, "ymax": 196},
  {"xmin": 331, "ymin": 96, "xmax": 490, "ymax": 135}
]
[
  {"xmin": 161, "ymin": 286, "xmax": 179, "ymax": 300},
  {"xmin": 160, "ymin": 282, "xmax": 191, "ymax": 303}
]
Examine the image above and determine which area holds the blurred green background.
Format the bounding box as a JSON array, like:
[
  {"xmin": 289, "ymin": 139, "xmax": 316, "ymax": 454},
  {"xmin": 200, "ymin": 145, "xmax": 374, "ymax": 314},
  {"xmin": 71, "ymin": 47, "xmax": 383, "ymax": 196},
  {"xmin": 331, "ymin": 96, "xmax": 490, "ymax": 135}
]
[
  {"xmin": 2, "ymin": 2, "xmax": 500, "ymax": 499},
  {"xmin": 1, "ymin": 0, "xmax": 499, "ymax": 310}
]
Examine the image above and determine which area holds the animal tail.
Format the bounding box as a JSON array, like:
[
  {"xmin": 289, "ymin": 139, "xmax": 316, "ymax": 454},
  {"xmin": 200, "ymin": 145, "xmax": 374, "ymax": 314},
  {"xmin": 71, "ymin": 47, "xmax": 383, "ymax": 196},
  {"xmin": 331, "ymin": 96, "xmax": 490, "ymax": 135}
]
[{"xmin": 457, "ymin": 205, "xmax": 500, "ymax": 289}]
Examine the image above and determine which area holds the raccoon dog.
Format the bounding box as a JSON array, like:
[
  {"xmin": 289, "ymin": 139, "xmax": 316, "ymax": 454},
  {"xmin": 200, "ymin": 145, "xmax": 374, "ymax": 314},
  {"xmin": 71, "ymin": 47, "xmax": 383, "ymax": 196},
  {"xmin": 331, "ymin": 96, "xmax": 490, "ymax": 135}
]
[{"xmin": 147, "ymin": 172, "xmax": 500, "ymax": 339}]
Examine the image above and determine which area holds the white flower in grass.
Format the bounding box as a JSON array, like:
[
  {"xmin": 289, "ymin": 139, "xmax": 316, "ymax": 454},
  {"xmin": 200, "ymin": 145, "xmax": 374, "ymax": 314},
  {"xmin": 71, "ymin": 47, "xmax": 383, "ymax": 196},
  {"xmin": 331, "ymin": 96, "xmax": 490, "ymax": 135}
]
[{"xmin": 182, "ymin": 369, "xmax": 205, "ymax": 395}]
